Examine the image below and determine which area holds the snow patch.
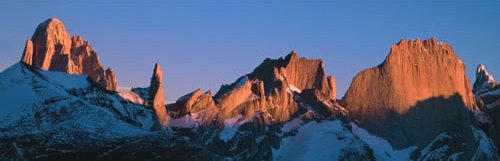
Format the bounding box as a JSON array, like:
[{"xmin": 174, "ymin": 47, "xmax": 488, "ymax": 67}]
[
  {"xmin": 477, "ymin": 64, "xmax": 495, "ymax": 83},
  {"xmin": 256, "ymin": 135, "xmax": 266, "ymax": 143},
  {"xmin": 218, "ymin": 112, "xmax": 263, "ymax": 142},
  {"xmin": 0, "ymin": 83, "xmax": 40, "ymax": 122},
  {"xmin": 471, "ymin": 126, "xmax": 499, "ymax": 160},
  {"xmin": 287, "ymin": 85, "xmax": 302, "ymax": 94},
  {"xmin": 170, "ymin": 114, "xmax": 196, "ymax": 128},
  {"xmin": 474, "ymin": 108, "xmax": 489, "ymax": 124},
  {"xmin": 170, "ymin": 110, "xmax": 205, "ymax": 128},
  {"xmin": 274, "ymin": 120, "xmax": 368, "ymax": 160},
  {"xmin": 351, "ymin": 123, "xmax": 417, "ymax": 160},
  {"xmin": 38, "ymin": 70, "xmax": 90, "ymax": 89},
  {"xmin": 418, "ymin": 132, "xmax": 459, "ymax": 160},
  {"xmin": 118, "ymin": 92, "xmax": 144, "ymax": 105},
  {"xmin": 281, "ymin": 113, "xmax": 307, "ymax": 133},
  {"xmin": 219, "ymin": 114, "xmax": 243, "ymax": 142}
]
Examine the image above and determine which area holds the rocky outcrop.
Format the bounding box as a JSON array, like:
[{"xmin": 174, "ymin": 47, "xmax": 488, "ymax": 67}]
[
  {"xmin": 28, "ymin": 18, "xmax": 72, "ymax": 71},
  {"xmin": 473, "ymin": 65, "xmax": 500, "ymax": 155},
  {"xmin": 210, "ymin": 51, "xmax": 337, "ymax": 123},
  {"xmin": 343, "ymin": 38, "xmax": 477, "ymax": 159},
  {"xmin": 21, "ymin": 39, "xmax": 33, "ymax": 65},
  {"xmin": 169, "ymin": 51, "xmax": 338, "ymax": 126},
  {"xmin": 169, "ymin": 89, "xmax": 218, "ymax": 121},
  {"xmin": 148, "ymin": 63, "xmax": 169, "ymax": 130},
  {"xmin": 104, "ymin": 68, "xmax": 117, "ymax": 91},
  {"xmin": 20, "ymin": 18, "xmax": 117, "ymax": 90},
  {"xmin": 245, "ymin": 51, "xmax": 336, "ymax": 100}
]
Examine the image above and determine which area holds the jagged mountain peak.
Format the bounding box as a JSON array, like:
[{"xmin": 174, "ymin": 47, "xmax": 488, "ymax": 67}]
[
  {"xmin": 214, "ymin": 51, "xmax": 335, "ymax": 101},
  {"xmin": 203, "ymin": 52, "xmax": 339, "ymax": 124},
  {"xmin": 394, "ymin": 37, "xmax": 447, "ymax": 50},
  {"xmin": 396, "ymin": 37, "xmax": 440, "ymax": 46},
  {"xmin": 4, "ymin": 17, "xmax": 498, "ymax": 160},
  {"xmin": 20, "ymin": 18, "xmax": 118, "ymax": 90},
  {"xmin": 33, "ymin": 18, "xmax": 68, "ymax": 39},
  {"xmin": 387, "ymin": 38, "xmax": 456, "ymax": 63},
  {"xmin": 39, "ymin": 17, "xmax": 62, "ymax": 25},
  {"xmin": 3, "ymin": 30, "xmax": 499, "ymax": 159},
  {"xmin": 27, "ymin": 18, "xmax": 72, "ymax": 70},
  {"xmin": 241, "ymin": 51, "xmax": 335, "ymax": 98},
  {"xmin": 473, "ymin": 64, "xmax": 495, "ymax": 93}
]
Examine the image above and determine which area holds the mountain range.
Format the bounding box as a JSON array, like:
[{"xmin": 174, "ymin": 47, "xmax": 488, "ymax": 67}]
[{"xmin": 0, "ymin": 18, "xmax": 498, "ymax": 160}]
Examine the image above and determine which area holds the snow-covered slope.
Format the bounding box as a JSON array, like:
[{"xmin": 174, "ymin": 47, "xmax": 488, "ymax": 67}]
[
  {"xmin": 1, "ymin": 62, "xmax": 497, "ymax": 161},
  {"xmin": 351, "ymin": 123, "xmax": 417, "ymax": 160},
  {"xmin": 274, "ymin": 119, "xmax": 374, "ymax": 160},
  {"xmin": 0, "ymin": 63, "xmax": 155, "ymax": 159},
  {"xmin": 118, "ymin": 91, "xmax": 145, "ymax": 105},
  {"xmin": 0, "ymin": 63, "xmax": 154, "ymax": 130}
]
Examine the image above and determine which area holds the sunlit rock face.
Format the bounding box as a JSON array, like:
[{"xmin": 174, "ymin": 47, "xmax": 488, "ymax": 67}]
[
  {"xmin": 245, "ymin": 51, "xmax": 336, "ymax": 101},
  {"xmin": 170, "ymin": 89, "xmax": 214, "ymax": 115},
  {"xmin": 169, "ymin": 88, "xmax": 218, "ymax": 124},
  {"xmin": 21, "ymin": 18, "xmax": 117, "ymax": 90},
  {"xmin": 169, "ymin": 51, "xmax": 338, "ymax": 125},
  {"xmin": 148, "ymin": 63, "xmax": 169, "ymax": 130},
  {"xmin": 343, "ymin": 38, "xmax": 477, "ymax": 159},
  {"xmin": 254, "ymin": 52, "xmax": 337, "ymax": 121}
]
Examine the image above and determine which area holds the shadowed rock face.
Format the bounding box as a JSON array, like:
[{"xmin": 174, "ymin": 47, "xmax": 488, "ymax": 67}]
[
  {"xmin": 343, "ymin": 38, "xmax": 477, "ymax": 159},
  {"xmin": 149, "ymin": 63, "xmax": 169, "ymax": 130},
  {"xmin": 21, "ymin": 18, "xmax": 117, "ymax": 90},
  {"xmin": 473, "ymin": 65, "xmax": 500, "ymax": 155}
]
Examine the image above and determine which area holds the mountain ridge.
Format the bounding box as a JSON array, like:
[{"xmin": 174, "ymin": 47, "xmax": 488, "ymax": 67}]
[{"xmin": 1, "ymin": 18, "xmax": 498, "ymax": 160}]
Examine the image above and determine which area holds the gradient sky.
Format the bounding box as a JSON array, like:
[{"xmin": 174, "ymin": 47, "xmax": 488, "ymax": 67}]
[{"xmin": 1, "ymin": 1, "xmax": 499, "ymax": 101}]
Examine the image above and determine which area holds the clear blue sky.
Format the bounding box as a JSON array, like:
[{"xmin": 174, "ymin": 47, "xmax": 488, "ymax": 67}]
[{"xmin": 1, "ymin": 1, "xmax": 499, "ymax": 101}]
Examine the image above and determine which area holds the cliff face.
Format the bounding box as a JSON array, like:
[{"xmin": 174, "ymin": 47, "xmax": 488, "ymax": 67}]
[
  {"xmin": 169, "ymin": 88, "xmax": 217, "ymax": 122},
  {"xmin": 21, "ymin": 18, "xmax": 117, "ymax": 90},
  {"xmin": 218, "ymin": 52, "xmax": 337, "ymax": 121},
  {"xmin": 343, "ymin": 38, "xmax": 477, "ymax": 158},
  {"xmin": 148, "ymin": 63, "xmax": 169, "ymax": 130},
  {"xmin": 170, "ymin": 51, "xmax": 338, "ymax": 125},
  {"xmin": 245, "ymin": 51, "xmax": 336, "ymax": 100}
]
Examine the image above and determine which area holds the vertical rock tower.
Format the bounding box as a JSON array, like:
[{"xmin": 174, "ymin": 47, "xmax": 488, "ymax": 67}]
[
  {"xmin": 148, "ymin": 63, "xmax": 169, "ymax": 130},
  {"xmin": 21, "ymin": 18, "xmax": 117, "ymax": 90}
]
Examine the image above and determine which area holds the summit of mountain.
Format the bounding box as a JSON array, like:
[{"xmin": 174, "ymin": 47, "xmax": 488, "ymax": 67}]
[
  {"xmin": 21, "ymin": 18, "xmax": 117, "ymax": 90},
  {"xmin": 343, "ymin": 38, "xmax": 478, "ymax": 159}
]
